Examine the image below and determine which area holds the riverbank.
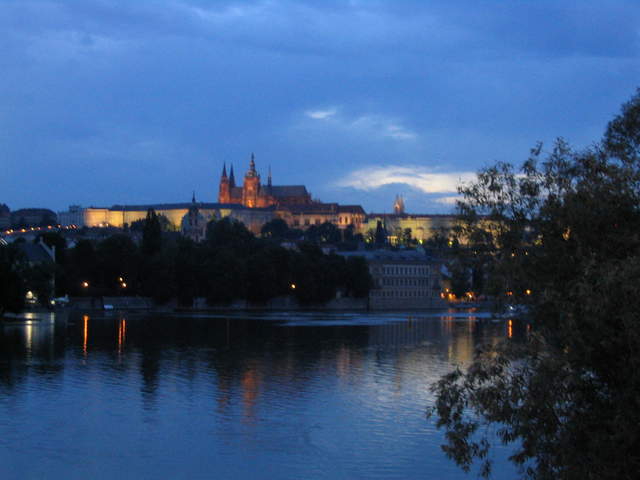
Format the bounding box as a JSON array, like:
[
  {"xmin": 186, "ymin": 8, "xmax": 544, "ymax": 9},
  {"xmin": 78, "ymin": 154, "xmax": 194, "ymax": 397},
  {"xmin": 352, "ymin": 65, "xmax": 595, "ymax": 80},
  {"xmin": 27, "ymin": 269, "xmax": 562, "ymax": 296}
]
[{"xmin": 66, "ymin": 295, "xmax": 454, "ymax": 312}]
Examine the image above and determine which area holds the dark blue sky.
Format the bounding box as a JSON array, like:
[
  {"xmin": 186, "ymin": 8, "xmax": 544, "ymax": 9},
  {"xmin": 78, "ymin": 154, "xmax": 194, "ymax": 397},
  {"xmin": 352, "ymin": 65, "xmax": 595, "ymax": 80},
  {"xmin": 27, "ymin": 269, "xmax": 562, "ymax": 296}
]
[{"xmin": 2, "ymin": 0, "xmax": 639, "ymax": 214}]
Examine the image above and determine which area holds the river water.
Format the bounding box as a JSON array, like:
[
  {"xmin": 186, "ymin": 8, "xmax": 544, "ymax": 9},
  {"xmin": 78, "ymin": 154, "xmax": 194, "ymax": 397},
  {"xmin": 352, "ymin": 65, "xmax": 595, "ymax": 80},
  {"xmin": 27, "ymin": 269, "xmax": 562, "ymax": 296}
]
[{"xmin": 0, "ymin": 310, "xmax": 518, "ymax": 479}]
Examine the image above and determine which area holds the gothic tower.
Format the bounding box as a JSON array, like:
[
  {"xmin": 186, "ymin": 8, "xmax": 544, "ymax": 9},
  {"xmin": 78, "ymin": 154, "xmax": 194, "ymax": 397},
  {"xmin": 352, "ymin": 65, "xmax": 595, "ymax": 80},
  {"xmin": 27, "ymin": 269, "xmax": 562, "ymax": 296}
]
[
  {"xmin": 393, "ymin": 194, "xmax": 405, "ymax": 215},
  {"xmin": 229, "ymin": 164, "xmax": 236, "ymax": 188},
  {"xmin": 218, "ymin": 163, "xmax": 230, "ymax": 203},
  {"xmin": 242, "ymin": 153, "xmax": 261, "ymax": 207}
]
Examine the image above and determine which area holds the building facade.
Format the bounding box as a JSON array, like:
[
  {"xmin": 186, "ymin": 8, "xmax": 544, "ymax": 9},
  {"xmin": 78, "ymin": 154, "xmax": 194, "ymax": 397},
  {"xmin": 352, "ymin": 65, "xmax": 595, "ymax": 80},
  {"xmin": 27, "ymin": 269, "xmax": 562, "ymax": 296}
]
[{"xmin": 340, "ymin": 250, "xmax": 445, "ymax": 310}]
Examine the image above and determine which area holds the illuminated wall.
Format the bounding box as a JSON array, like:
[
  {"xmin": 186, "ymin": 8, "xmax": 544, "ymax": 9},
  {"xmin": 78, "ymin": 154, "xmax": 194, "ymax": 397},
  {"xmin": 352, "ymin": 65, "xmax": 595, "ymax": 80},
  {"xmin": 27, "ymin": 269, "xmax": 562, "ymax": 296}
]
[
  {"xmin": 80, "ymin": 206, "xmax": 262, "ymax": 232},
  {"xmin": 361, "ymin": 215, "xmax": 456, "ymax": 242},
  {"xmin": 84, "ymin": 208, "xmax": 111, "ymax": 227},
  {"xmin": 74, "ymin": 206, "xmax": 459, "ymax": 242}
]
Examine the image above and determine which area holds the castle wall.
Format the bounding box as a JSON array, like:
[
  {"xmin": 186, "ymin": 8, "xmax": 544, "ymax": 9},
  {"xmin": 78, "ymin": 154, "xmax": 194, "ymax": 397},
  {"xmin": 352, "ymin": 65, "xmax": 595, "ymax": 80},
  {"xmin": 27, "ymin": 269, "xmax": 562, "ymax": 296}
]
[
  {"xmin": 84, "ymin": 208, "xmax": 111, "ymax": 227},
  {"xmin": 361, "ymin": 215, "xmax": 456, "ymax": 242}
]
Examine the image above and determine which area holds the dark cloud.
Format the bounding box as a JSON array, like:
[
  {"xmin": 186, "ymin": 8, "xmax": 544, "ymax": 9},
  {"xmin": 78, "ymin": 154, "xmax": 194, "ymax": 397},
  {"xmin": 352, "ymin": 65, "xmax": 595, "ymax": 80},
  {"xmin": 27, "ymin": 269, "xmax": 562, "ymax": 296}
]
[{"xmin": 1, "ymin": 0, "xmax": 639, "ymax": 212}]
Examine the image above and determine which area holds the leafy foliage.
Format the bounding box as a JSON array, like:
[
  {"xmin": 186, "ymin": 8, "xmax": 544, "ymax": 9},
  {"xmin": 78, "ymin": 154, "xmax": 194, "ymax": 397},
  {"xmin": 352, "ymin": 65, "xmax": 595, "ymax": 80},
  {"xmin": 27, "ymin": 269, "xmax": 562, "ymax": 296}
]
[{"xmin": 429, "ymin": 91, "xmax": 640, "ymax": 479}]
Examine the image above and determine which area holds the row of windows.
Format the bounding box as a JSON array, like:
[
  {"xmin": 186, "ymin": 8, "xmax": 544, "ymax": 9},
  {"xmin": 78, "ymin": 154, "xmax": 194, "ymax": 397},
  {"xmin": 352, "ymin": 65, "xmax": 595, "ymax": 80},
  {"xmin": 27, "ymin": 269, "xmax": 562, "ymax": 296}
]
[
  {"xmin": 371, "ymin": 290, "xmax": 433, "ymax": 297},
  {"xmin": 290, "ymin": 217, "xmax": 361, "ymax": 227},
  {"xmin": 380, "ymin": 278, "xmax": 430, "ymax": 287},
  {"xmin": 292, "ymin": 218, "xmax": 323, "ymax": 226},
  {"xmin": 374, "ymin": 266, "xmax": 429, "ymax": 276}
]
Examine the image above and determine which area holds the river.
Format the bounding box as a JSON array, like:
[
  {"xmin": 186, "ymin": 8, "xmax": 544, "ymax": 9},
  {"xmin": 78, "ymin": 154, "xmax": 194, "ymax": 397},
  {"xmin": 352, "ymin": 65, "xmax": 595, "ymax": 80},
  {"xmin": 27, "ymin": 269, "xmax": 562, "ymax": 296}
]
[{"xmin": 0, "ymin": 310, "xmax": 519, "ymax": 479}]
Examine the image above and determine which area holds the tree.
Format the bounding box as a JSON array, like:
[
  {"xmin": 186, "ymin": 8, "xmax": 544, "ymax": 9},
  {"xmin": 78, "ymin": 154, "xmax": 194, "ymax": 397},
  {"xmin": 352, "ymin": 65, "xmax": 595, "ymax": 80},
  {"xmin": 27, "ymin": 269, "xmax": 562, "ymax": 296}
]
[
  {"xmin": 0, "ymin": 244, "xmax": 25, "ymax": 316},
  {"xmin": 448, "ymin": 260, "xmax": 470, "ymax": 298},
  {"xmin": 401, "ymin": 227, "xmax": 413, "ymax": 247},
  {"xmin": 142, "ymin": 208, "xmax": 162, "ymax": 255},
  {"xmin": 344, "ymin": 256, "xmax": 372, "ymax": 297},
  {"xmin": 374, "ymin": 220, "xmax": 387, "ymax": 246},
  {"xmin": 317, "ymin": 221, "xmax": 342, "ymax": 244},
  {"xmin": 67, "ymin": 239, "xmax": 98, "ymax": 295},
  {"xmin": 261, "ymin": 218, "xmax": 290, "ymax": 240},
  {"xmin": 206, "ymin": 217, "xmax": 254, "ymax": 252},
  {"xmin": 204, "ymin": 248, "xmax": 245, "ymax": 305},
  {"xmin": 96, "ymin": 234, "xmax": 140, "ymax": 294},
  {"xmin": 343, "ymin": 223, "xmax": 356, "ymax": 242},
  {"xmin": 429, "ymin": 92, "xmax": 640, "ymax": 479},
  {"xmin": 174, "ymin": 237, "xmax": 200, "ymax": 307}
]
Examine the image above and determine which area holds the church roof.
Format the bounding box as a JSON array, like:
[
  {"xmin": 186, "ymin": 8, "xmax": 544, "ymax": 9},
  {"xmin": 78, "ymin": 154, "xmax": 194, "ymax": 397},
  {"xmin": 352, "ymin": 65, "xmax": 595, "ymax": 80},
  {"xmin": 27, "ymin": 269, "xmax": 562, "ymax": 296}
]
[
  {"xmin": 269, "ymin": 185, "xmax": 309, "ymax": 197},
  {"xmin": 337, "ymin": 205, "xmax": 366, "ymax": 214},
  {"xmin": 279, "ymin": 203, "xmax": 338, "ymax": 214}
]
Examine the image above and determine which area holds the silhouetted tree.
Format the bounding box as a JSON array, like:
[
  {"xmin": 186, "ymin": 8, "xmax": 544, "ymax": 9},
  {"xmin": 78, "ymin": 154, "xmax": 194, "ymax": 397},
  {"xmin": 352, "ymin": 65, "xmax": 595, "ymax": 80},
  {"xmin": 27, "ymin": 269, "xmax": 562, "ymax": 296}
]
[
  {"xmin": 0, "ymin": 244, "xmax": 25, "ymax": 316},
  {"xmin": 374, "ymin": 220, "xmax": 387, "ymax": 246},
  {"xmin": 344, "ymin": 256, "xmax": 372, "ymax": 297},
  {"xmin": 261, "ymin": 218, "xmax": 290, "ymax": 240},
  {"xmin": 142, "ymin": 209, "xmax": 162, "ymax": 255},
  {"xmin": 430, "ymin": 91, "xmax": 640, "ymax": 479}
]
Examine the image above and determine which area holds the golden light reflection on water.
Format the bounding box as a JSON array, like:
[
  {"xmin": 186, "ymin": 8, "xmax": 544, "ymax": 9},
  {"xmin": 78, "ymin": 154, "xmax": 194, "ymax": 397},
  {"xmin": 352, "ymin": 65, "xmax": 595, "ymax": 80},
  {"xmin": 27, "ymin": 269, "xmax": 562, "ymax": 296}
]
[
  {"xmin": 83, "ymin": 315, "xmax": 89, "ymax": 357},
  {"xmin": 117, "ymin": 318, "xmax": 127, "ymax": 355},
  {"xmin": 25, "ymin": 322, "xmax": 33, "ymax": 359},
  {"xmin": 441, "ymin": 315, "xmax": 474, "ymax": 365}
]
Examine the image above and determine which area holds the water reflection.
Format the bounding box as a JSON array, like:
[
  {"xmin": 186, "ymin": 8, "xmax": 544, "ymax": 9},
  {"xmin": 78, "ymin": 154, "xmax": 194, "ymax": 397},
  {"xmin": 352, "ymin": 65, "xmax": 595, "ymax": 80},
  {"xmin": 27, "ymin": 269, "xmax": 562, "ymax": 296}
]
[{"xmin": 0, "ymin": 311, "xmax": 520, "ymax": 479}]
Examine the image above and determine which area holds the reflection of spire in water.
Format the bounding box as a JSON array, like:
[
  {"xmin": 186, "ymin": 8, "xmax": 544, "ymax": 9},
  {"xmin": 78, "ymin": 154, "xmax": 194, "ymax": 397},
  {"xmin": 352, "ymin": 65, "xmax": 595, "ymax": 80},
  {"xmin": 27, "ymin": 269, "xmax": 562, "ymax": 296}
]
[{"xmin": 241, "ymin": 366, "xmax": 261, "ymax": 423}]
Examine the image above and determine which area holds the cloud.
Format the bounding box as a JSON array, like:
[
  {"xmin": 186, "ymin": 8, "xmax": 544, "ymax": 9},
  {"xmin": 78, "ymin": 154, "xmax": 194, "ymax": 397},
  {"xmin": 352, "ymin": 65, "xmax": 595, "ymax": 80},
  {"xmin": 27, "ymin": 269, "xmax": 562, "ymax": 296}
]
[
  {"xmin": 305, "ymin": 108, "xmax": 337, "ymax": 120},
  {"xmin": 435, "ymin": 195, "xmax": 461, "ymax": 205},
  {"xmin": 303, "ymin": 108, "xmax": 417, "ymax": 141},
  {"xmin": 335, "ymin": 165, "xmax": 476, "ymax": 193}
]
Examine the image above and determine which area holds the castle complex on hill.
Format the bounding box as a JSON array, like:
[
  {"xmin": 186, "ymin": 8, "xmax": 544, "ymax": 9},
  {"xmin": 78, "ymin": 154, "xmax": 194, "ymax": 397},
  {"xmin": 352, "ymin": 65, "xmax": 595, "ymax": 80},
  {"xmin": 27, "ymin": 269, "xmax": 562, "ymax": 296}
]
[{"xmin": 55, "ymin": 155, "xmax": 455, "ymax": 242}]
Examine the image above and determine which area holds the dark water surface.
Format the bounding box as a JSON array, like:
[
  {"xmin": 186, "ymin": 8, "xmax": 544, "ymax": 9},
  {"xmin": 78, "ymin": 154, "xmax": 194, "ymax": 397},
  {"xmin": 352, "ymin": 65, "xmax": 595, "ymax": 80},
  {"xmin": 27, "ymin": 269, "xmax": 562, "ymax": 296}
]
[{"xmin": 0, "ymin": 310, "xmax": 518, "ymax": 479}]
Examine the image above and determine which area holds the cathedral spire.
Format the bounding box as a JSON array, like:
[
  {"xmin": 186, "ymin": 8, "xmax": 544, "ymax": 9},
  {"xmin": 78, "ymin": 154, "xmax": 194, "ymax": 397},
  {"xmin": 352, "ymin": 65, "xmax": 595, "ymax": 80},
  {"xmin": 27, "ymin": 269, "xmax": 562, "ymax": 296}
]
[
  {"xmin": 229, "ymin": 164, "xmax": 235, "ymax": 187},
  {"xmin": 221, "ymin": 162, "xmax": 227, "ymax": 179},
  {"xmin": 246, "ymin": 153, "xmax": 258, "ymax": 178},
  {"xmin": 192, "ymin": 190, "xmax": 196, "ymax": 203},
  {"xmin": 268, "ymin": 165, "xmax": 272, "ymax": 187}
]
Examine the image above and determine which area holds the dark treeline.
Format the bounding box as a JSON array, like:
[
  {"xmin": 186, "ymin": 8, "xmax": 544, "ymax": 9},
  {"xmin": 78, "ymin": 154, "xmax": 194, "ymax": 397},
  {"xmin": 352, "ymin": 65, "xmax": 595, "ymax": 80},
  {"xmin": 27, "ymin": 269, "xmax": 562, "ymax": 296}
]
[{"xmin": 1, "ymin": 213, "xmax": 372, "ymax": 313}]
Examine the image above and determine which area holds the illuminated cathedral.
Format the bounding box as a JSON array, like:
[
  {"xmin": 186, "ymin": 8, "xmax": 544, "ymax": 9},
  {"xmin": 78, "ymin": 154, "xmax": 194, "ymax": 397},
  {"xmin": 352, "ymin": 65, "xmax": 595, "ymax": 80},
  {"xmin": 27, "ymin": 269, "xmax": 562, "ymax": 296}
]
[{"xmin": 218, "ymin": 154, "xmax": 313, "ymax": 207}]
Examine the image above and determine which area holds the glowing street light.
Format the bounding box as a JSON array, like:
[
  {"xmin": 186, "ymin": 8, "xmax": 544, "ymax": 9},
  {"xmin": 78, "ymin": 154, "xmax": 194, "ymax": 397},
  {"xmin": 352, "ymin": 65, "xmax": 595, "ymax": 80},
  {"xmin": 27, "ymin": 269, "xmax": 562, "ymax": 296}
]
[
  {"xmin": 81, "ymin": 281, "xmax": 89, "ymax": 288},
  {"xmin": 290, "ymin": 283, "xmax": 296, "ymax": 290}
]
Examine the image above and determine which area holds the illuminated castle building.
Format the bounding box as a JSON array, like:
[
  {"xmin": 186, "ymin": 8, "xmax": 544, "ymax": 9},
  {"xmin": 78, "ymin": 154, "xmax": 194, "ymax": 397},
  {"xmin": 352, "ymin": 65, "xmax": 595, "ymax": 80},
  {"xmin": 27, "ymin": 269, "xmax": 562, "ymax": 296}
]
[
  {"xmin": 58, "ymin": 155, "xmax": 365, "ymax": 236},
  {"xmin": 218, "ymin": 154, "xmax": 312, "ymax": 208},
  {"xmin": 56, "ymin": 154, "xmax": 459, "ymax": 242}
]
